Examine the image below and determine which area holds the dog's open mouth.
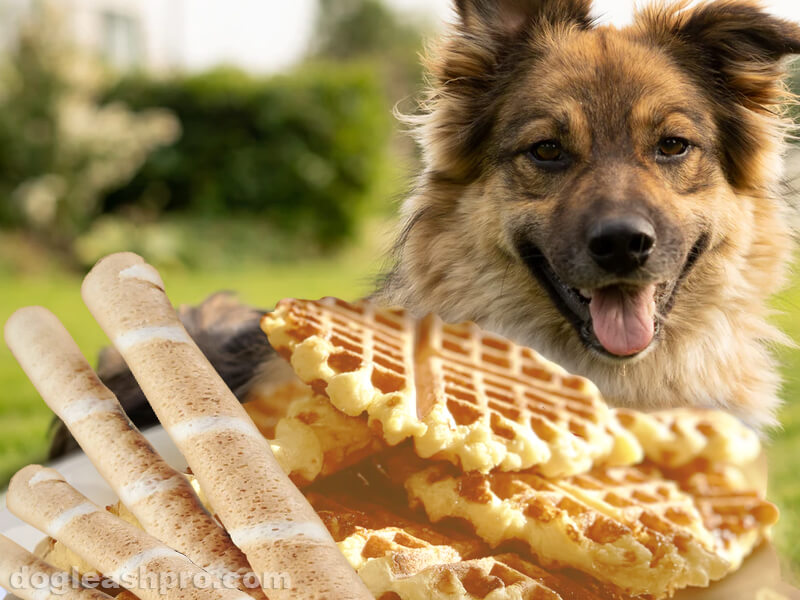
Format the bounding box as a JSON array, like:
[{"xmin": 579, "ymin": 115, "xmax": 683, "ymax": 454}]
[{"xmin": 517, "ymin": 235, "xmax": 708, "ymax": 359}]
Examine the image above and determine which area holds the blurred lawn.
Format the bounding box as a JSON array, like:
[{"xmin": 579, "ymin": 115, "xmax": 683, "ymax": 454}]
[
  {"xmin": 766, "ymin": 263, "xmax": 800, "ymax": 581},
  {"xmin": 0, "ymin": 232, "xmax": 799, "ymax": 579}
]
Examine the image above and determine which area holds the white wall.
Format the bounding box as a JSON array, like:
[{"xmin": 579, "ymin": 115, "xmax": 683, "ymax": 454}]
[{"xmin": 0, "ymin": 0, "xmax": 184, "ymax": 72}]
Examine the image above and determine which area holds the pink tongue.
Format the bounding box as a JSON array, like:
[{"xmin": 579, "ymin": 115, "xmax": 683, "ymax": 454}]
[{"xmin": 589, "ymin": 285, "xmax": 656, "ymax": 356}]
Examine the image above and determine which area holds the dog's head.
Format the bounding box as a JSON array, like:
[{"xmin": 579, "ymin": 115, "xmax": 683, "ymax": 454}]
[{"xmin": 388, "ymin": 0, "xmax": 800, "ymax": 419}]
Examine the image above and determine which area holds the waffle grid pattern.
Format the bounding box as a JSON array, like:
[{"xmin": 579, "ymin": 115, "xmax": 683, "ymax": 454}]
[
  {"xmin": 414, "ymin": 314, "xmax": 640, "ymax": 475},
  {"xmin": 404, "ymin": 463, "xmax": 730, "ymax": 597},
  {"xmin": 665, "ymin": 460, "xmax": 779, "ymax": 570},
  {"xmin": 279, "ymin": 297, "xmax": 415, "ymax": 398},
  {"xmin": 263, "ymin": 298, "xmax": 642, "ymax": 476},
  {"xmin": 309, "ymin": 495, "xmax": 607, "ymax": 600}
]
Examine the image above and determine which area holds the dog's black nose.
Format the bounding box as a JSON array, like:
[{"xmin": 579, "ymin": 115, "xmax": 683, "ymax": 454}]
[{"xmin": 587, "ymin": 216, "xmax": 655, "ymax": 274}]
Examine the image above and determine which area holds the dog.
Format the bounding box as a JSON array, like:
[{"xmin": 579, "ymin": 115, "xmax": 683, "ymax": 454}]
[{"xmin": 51, "ymin": 0, "xmax": 800, "ymax": 456}]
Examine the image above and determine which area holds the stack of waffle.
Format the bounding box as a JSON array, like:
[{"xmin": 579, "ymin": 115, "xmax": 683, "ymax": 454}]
[
  {"xmin": 258, "ymin": 297, "xmax": 775, "ymax": 598},
  {"xmin": 0, "ymin": 259, "xmax": 778, "ymax": 600}
]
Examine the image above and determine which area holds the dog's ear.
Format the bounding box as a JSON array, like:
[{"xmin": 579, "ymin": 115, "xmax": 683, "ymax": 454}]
[
  {"xmin": 454, "ymin": 0, "xmax": 593, "ymax": 39},
  {"xmin": 420, "ymin": 1, "xmax": 594, "ymax": 181},
  {"xmin": 639, "ymin": 1, "xmax": 800, "ymax": 188}
]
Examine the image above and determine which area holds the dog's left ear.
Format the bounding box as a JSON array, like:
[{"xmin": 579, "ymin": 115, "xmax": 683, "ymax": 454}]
[
  {"xmin": 639, "ymin": 1, "xmax": 800, "ymax": 187},
  {"xmin": 649, "ymin": 1, "xmax": 800, "ymax": 108}
]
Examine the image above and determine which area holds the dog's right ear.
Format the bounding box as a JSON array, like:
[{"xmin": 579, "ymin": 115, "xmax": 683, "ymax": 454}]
[
  {"xmin": 419, "ymin": 1, "xmax": 593, "ymax": 181},
  {"xmin": 454, "ymin": 0, "xmax": 593, "ymax": 41}
]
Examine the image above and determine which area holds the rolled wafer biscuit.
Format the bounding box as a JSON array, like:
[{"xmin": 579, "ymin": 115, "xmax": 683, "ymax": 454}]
[
  {"xmin": 0, "ymin": 534, "xmax": 114, "ymax": 600},
  {"xmin": 3, "ymin": 307, "xmax": 263, "ymax": 599},
  {"xmin": 82, "ymin": 253, "xmax": 371, "ymax": 600},
  {"xmin": 7, "ymin": 466, "xmax": 255, "ymax": 600}
]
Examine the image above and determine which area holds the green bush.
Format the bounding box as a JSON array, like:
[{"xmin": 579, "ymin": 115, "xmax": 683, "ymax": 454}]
[
  {"xmin": 0, "ymin": 7, "xmax": 178, "ymax": 242},
  {"xmin": 103, "ymin": 64, "xmax": 392, "ymax": 248}
]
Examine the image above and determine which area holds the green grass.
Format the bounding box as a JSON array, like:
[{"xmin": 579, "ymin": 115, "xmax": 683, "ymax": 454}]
[
  {"xmin": 1, "ymin": 231, "xmax": 799, "ymax": 579},
  {"xmin": 766, "ymin": 265, "xmax": 800, "ymax": 581}
]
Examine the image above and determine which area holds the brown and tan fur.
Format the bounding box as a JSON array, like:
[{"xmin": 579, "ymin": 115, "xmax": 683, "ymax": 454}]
[
  {"xmin": 376, "ymin": 0, "xmax": 800, "ymax": 430},
  {"xmin": 51, "ymin": 0, "xmax": 800, "ymax": 457}
]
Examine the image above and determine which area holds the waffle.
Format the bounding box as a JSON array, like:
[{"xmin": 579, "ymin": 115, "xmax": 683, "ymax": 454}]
[
  {"xmin": 262, "ymin": 298, "xmax": 642, "ymax": 476},
  {"xmin": 613, "ymin": 409, "xmax": 761, "ymax": 469},
  {"xmin": 305, "ymin": 483, "xmax": 624, "ymax": 600},
  {"xmin": 20, "ymin": 449, "xmax": 778, "ymax": 600},
  {"xmin": 4, "ymin": 254, "xmax": 373, "ymax": 600},
  {"xmin": 32, "ymin": 499, "xmax": 145, "ymax": 594},
  {"xmin": 5, "ymin": 307, "xmax": 260, "ymax": 595},
  {"xmin": 404, "ymin": 462, "xmax": 732, "ymax": 598},
  {"xmin": 35, "ymin": 487, "xmax": 622, "ymax": 600},
  {"xmin": 7, "ymin": 466, "xmax": 255, "ymax": 600},
  {"xmin": 268, "ymin": 391, "xmax": 384, "ymax": 486},
  {"xmin": 244, "ymin": 378, "xmax": 311, "ymax": 438},
  {"xmin": 663, "ymin": 459, "xmax": 778, "ymax": 571}
]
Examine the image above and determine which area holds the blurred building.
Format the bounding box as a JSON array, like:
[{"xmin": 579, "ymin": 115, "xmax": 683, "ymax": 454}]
[{"xmin": 0, "ymin": 0, "xmax": 185, "ymax": 71}]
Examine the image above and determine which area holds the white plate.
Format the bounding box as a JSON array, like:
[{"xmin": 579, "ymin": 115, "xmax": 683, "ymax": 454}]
[{"xmin": 0, "ymin": 426, "xmax": 185, "ymax": 600}]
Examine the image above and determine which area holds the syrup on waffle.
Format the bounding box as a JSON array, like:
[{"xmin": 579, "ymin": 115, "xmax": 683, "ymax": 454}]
[
  {"xmin": 262, "ymin": 298, "xmax": 642, "ymax": 476},
  {"xmin": 404, "ymin": 462, "xmax": 731, "ymax": 598}
]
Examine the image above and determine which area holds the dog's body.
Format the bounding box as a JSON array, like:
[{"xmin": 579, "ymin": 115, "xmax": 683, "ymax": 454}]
[{"xmin": 51, "ymin": 0, "xmax": 800, "ymax": 457}]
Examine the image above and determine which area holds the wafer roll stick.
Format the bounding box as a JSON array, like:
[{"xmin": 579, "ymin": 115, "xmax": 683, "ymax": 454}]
[
  {"xmin": 0, "ymin": 534, "xmax": 114, "ymax": 600},
  {"xmin": 82, "ymin": 253, "xmax": 371, "ymax": 600},
  {"xmin": 7, "ymin": 466, "xmax": 255, "ymax": 600},
  {"xmin": 3, "ymin": 307, "xmax": 264, "ymax": 600}
]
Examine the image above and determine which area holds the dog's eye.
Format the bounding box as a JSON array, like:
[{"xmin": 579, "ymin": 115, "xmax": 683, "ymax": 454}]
[
  {"xmin": 657, "ymin": 137, "xmax": 689, "ymax": 157},
  {"xmin": 529, "ymin": 140, "xmax": 564, "ymax": 162}
]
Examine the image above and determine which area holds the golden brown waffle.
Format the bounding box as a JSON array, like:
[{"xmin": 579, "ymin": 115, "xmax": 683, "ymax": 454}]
[
  {"xmin": 613, "ymin": 409, "xmax": 761, "ymax": 469},
  {"xmin": 262, "ymin": 298, "xmax": 642, "ymax": 476},
  {"xmin": 404, "ymin": 462, "xmax": 731, "ymax": 598},
  {"xmin": 305, "ymin": 491, "xmax": 621, "ymax": 600},
  {"xmin": 27, "ymin": 450, "xmax": 777, "ymax": 600},
  {"xmin": 244, "ymin": 378, "xmax": 311, "ymax": 438},
  {"xmin": 268, "ymin": 392, "xmax": 384, "ymax": 486},
  {"xmin": 664, "ymin": 460, "xmax": 778, "ymax": 571},
  {"xmin": 263, "ymin": 298, "xmax": 421, "ymax": 442}
]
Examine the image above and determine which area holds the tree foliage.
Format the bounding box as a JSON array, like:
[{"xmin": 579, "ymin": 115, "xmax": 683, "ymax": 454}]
[
  {"xmin": 0, "ymin": 5, "xmax": 178, "ymax": 246},
  {"xmin": 102, "ymin": 64, "xmax": 392, "ymax": 248}
]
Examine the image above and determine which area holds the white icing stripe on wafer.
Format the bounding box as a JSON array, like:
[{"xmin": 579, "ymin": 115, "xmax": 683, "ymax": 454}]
[
  {"xmin": 118, "ymin": 474, "xmax": 184, "ymax": 506},
  {"xmin": 119, "ymin": 264, "xmax": 164, "ymax": 288},
  {"xmin": 28, "ymin": 470, "xmax": 65, "ymax": 486},
  {"xmin": 106, "ymin": 547, "xmax": 181, "ymax": 582},
  {"xmin": 60, "ymin": 396, "xmax": 121, "ymax": 425},
  {"xmin": 115, "ymin": 326, "xmax": 192, "ymax": 351},
  {"xmin": 169, "ymin": 417, "xmax": 260, "ymax": 443},
  {"xmin": 46, "ymin": 503, "xmax": 100, "ymax": 537},
  {"xmin": 229, "ymin": 521, "xmax": 332, "ymax": 548}
]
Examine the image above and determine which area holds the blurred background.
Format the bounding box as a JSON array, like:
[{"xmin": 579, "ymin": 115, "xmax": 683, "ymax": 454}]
[{"xmin": 0, "ymin": 0, "xmax": 798, "ymax": 583}]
